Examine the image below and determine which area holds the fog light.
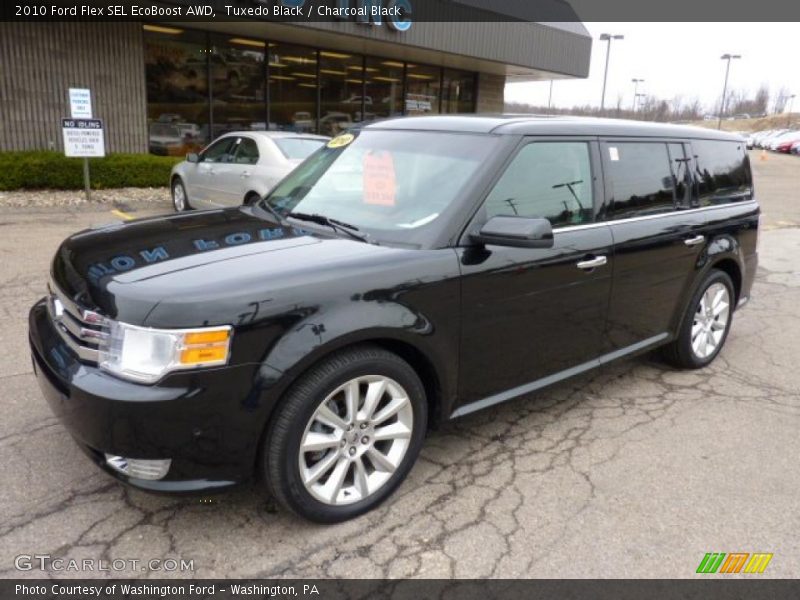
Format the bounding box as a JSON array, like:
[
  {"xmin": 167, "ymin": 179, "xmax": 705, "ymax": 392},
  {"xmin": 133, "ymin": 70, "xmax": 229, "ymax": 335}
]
[{"xmin": 104, "ymin": 454, "xmax": 171, "ymax": 480}]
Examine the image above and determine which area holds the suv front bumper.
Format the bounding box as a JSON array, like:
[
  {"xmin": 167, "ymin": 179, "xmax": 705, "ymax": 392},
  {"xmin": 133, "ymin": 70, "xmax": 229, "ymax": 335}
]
[{"xmin": 28, "ymin": 299, "xmax": 266, "ymax": 493}]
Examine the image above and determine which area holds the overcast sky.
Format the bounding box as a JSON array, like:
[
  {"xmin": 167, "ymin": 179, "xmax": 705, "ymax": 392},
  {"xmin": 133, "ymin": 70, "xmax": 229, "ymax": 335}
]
[{"xmin": 506, "ymin": 23, "xmax": 800, "ymax": 113}]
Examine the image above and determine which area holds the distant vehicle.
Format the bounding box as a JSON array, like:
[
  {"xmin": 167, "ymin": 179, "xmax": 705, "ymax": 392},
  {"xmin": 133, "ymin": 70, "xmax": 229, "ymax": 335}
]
[
  {"xmin": 774, "ymin": 133, "xmax": 800, "ymax": 153},
  {"xmin": 765, "ymin": 130, "xmax": 800, "ymax": 151},
  {"xmin": 291, "ymin": 111, "xmax": 314, "ymax": 132},
  {"xmin": 148, "ymin": 122, "xmax": 189, "ymax": 156},
  {"xmin": 319, "ymin": 112, "xmax": 353, "ymax": 136},
  {"xmin": 342, "ymin": 95, "xmax": 373, "ymax": 105},
  {"xmin": 170, "ymin": 131, "xmax": 329, "ymax": 211}
]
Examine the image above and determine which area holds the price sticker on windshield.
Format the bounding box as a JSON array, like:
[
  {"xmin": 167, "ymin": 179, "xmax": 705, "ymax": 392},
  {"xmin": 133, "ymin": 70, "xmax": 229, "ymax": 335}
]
[
  {"xmin": 609, "ymin": 146, "xmax": 620, "ymax": 161},
  {"xmin": 363, "ymin": 151, "xmax": 397, "ymax": 206},
  {"xmin": 327, "ymin": 133, "xmax": 355, "ymax": 149}
]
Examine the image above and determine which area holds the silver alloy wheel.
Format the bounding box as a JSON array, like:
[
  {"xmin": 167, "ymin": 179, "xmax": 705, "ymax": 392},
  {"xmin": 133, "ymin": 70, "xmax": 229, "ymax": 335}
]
[
  {"xmin": 172, "ymin": 181, "xmax": 185, "ymax": 211},
  {"xmin": 298, "ymin": 375, "xmax": 414, "ymax": 506},
  {"xmin": 691, "ymin": 282, "xmax": 731, "ymax": 359}
]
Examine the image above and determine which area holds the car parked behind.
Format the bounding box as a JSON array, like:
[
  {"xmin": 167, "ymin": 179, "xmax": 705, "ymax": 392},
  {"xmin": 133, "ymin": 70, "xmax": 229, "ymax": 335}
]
[{"xmin": 170, "ymin": 131, "xmax": 329, "ymax": 211}]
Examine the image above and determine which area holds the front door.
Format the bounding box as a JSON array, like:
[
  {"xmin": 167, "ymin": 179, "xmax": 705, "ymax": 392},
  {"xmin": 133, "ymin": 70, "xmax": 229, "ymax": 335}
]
[
  {"xmin": 193, "ymin": 137, "xmax": 236, "ymax": 207},
  {"xmin": 456, "ymin": 139, "xmax": 613, "ymax": 413}
]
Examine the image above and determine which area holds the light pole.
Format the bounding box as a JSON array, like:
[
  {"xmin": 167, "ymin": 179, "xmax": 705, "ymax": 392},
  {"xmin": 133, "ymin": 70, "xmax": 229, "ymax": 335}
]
[
  {"xmin": 631, "ymin": 78, "xmax": 645, "ymax": 112},
  {"xmin": 548, "ymin": 80, "xmax": 554, "ymax": 112},
  {"xmin": 635, "ymin": 93, "xmax": 647, "ymax": 116},
  {"xmin": 717, "ymin": 53, "xmax": 741, "ymax": 130},
  {"xmin": 599, "ymin": 33, "xmax": 624, "ymax": 112},
  {"xmin": 787, "ymin": 94, "xmax": 796, "ymax": 127}
]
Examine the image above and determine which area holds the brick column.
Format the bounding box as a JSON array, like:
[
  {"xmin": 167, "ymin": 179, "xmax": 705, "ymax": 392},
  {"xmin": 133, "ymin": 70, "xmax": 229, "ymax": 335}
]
[{"xmin": 476, "ymin": 73, "xmax": 506, "ymax": 113}]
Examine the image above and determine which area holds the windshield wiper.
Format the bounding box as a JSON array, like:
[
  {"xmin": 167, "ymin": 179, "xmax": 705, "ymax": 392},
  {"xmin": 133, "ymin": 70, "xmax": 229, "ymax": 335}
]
[{"xmin": 288, "ymin": 212, "xmax": 372, "ymax": 244}]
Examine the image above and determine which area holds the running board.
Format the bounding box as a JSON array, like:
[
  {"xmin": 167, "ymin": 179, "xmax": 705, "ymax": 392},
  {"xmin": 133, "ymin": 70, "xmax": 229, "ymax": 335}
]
[{"xmin": 450, "ymin": 333, "xmax": 669, "ymax": 419}]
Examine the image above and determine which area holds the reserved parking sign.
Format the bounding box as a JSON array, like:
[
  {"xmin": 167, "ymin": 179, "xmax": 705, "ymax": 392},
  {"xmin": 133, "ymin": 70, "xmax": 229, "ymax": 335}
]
[{"xmin": 62, "ymin": 118, "xmax": 105, "ymax": 157}]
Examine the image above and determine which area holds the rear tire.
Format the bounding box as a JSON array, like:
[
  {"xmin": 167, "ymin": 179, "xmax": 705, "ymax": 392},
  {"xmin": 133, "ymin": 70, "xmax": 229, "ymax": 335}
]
[
  {"xmin": 662, "ymin": 269, "xmax": 735, "ymax": 369},
  {"xmin": 263, "ymin": 345, "xmax": 427, "ymax": 523},
  {"xmin": 171, "ymin": 178, "xmax": 191, "ymax": 212}
]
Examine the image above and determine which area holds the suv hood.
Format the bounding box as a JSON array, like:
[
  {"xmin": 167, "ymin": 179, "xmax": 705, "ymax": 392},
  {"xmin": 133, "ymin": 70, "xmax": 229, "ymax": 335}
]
[{"xmin": 51, "ymin": 207, "xmax": 389, "ymax": 323}]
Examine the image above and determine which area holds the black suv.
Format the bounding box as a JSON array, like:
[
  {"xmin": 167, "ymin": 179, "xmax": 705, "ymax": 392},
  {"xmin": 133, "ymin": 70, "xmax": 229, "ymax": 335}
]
[{"xmin": 29, "ymin": 116, "xmax": 759, "ymax": 522}]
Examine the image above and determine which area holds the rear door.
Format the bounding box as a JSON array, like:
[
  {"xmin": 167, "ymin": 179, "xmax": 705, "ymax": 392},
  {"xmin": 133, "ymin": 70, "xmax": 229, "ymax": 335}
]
[
  {"xmin": 601, "ymin": 138, "xmax": 702, "ymax": 350},
  {"xmin": 456, "ymin": 138, "xmax": 614, "ymax": 411},
  {"xmin": 213, "ymin": 136, "xmax": 260, "ymax": 206}
]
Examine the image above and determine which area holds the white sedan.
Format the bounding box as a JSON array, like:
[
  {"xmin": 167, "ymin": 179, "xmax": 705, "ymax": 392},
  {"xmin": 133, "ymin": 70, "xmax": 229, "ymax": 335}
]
[{"xmin": 170, "ymin": 131, "xmax": 329, "ymax": 211}]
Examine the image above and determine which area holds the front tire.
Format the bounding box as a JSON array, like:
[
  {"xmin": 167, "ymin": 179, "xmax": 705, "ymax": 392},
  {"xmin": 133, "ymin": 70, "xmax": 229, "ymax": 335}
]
[
  {"xmin": 171, "ymin": 178, "xmax": 191, "ymax": 212},
  {"xmin": 264, "ymin": 345, "xmax": 427, "ymax": 523},
  {"xmin": 662, "ymin": 269, "xmax": 734, "ymax": 369}
]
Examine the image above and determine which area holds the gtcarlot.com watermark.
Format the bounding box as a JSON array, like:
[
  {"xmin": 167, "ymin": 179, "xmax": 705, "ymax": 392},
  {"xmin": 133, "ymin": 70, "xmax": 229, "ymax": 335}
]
[{"xmin": 14, "ymin": 554, "xmax": 194, "ymax": 573}]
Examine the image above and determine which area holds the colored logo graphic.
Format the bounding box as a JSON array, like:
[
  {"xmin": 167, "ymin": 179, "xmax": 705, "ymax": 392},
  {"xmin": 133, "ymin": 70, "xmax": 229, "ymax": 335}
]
[{"xmin": 696, "ymin": 552, "xmax": 773, "ymax": 574}]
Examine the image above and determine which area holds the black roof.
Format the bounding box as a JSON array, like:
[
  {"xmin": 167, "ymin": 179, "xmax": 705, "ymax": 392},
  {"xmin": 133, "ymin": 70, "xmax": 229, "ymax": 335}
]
[{"xmin": 365, "ymin": 114, "xmax": 744, "ymax": 141}]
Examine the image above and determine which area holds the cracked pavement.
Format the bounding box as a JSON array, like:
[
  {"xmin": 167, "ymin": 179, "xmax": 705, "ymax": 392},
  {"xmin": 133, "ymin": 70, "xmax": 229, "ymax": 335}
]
[{"xmin": 0, "ymin": 152, "xmax": 798, "ymax": 579}]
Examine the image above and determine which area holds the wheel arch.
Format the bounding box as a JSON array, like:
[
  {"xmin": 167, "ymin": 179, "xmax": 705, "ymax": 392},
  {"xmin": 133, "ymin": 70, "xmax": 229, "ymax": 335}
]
[
  {"xmin": 709, "ymin": 257, "xmax": 742, "ymax": 305},
  {"xmin": 252, "ymin": 333, "xmax": 449, "ymax": 480}
]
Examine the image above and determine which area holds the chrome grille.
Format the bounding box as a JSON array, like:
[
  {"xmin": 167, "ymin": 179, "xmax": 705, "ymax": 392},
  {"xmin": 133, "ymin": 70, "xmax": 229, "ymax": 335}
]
[{"xmin": 46, "ymin": 278, "xmax": 110, "ymax": 363}]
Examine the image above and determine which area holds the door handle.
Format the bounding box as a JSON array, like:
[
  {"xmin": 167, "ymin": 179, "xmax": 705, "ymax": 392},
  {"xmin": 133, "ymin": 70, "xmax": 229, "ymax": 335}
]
[
  {"xmin": 576, "ymin": 255, "xmax": 608, "ymax": 271},
  {"xmin": 684, "ymin": 235, "xmax": 706, "ymax": 247},
  {"xmin": 241, "ymin": 171, "xmax": 251, "ymax": 178}
]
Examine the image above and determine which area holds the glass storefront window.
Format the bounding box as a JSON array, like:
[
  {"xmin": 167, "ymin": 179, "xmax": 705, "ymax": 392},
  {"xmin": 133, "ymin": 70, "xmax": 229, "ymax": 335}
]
[
  {"xmin": 144, "ymin": 25, "xmax": 477, "ymax": 152},
  {"xmin": 209, "ymin": 35, "xmax": 266, "ymax": 138},
  {"xmin": 143, "ymin": 26, "xmax": 209, "ymax": 155},
  {"xmin": 319, "ymin": 51, "xmax": 364, "ymax": 136},
  {"xmin": 405, "ymin": 63, "xmax": 441, "ymax": 116},
  {"xmin": 269, "ymin": 43, "xmax": 318, "ymax": 133},
  {"xmin": 442, "ymin": 69, "xmax": 476, "ymax": 113},
  {"xmin": 364, "ymin": 58, "xmax": 404, "ymax": 122}
]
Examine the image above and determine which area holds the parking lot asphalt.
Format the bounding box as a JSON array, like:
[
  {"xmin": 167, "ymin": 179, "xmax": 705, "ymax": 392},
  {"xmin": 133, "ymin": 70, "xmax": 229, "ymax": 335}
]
[{"xmin": 0, "ymin": 152, "xmax": 798, "ymax": 579}]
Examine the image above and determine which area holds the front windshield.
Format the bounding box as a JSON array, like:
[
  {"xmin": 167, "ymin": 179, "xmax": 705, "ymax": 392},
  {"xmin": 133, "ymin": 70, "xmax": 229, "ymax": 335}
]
[{"xmin": 263, "ymin": 130, "xmax": 501, "ymax": 240}]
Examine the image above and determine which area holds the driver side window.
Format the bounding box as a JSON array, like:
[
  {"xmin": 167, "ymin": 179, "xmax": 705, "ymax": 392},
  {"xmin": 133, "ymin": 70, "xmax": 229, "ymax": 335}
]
[{"xmin": 484, "ymin": 142, "xmax": 594, "ymax": 228}]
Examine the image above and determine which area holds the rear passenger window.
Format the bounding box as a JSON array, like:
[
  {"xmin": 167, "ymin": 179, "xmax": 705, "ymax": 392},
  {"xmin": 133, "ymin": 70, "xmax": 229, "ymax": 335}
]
[
  {"xmin": 234, "ymin": 138, "xmax": 260, "ymax": 165},
  {"xmin": 483, "ymin": 142, "xmax": 593, "ymax": 228},
  {"xmin": 692, "ymin": 140, "xmax": 752, "ymax": 206},
  {"xmin": 606, "ymin": 142, "xmax": 675, "ymax": 219}
]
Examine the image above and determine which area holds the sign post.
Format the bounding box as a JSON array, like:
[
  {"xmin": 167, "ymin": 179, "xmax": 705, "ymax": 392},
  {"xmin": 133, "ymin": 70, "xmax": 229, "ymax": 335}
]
[
  {"xmin": 66, "ymin": 88, "xmax": 98, "ymax": 201},
  {"xmin": 62, "ymin": 118, "xmax": 105, "ymax": 201}
]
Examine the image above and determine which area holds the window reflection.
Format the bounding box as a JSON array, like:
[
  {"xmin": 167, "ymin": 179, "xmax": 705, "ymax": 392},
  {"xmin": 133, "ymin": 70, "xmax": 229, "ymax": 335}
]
[
  {"xmin": 144, "ymin": 26, "xmax": 209, "ymax": 155},
  {"xmin": 210, "ymin": 35, "xmax": 266, "ymax": 138},
  {"xmin": 319, "ymin": 51, "xmax": 364, "ymax": 136},
  {"xmin": 364, "ymin": 58, "xmax": 404, "ymax": 122},
  {"xmin": 405, "ymin": 63, "xmax": 440, "ymax": 115},
  {"xmin": 442, "ymin": 69, "xmax": 476, "ymax": 113},
  {"xmin": 269, "ymin": 43, "xmax": 318, "ymax": 133},
  {"xmin": 144, "ymin": 24, "xmax": 479, "ymax": 153}
]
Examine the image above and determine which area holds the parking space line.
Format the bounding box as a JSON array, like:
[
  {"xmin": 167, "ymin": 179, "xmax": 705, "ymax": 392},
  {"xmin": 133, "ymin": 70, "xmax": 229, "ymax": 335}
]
[{"xmin": 111, "ymin": 209, "xmax": 134, "ymax": 221}]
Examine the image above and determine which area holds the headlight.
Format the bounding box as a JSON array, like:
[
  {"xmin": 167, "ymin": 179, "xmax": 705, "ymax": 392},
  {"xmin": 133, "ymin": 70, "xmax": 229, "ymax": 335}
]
[{"xmin": 98, "ymin": 322, "xmax": 232, "ymax": 383}]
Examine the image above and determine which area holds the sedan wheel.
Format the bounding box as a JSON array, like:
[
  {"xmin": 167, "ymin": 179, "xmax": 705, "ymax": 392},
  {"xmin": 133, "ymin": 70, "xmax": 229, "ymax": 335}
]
[{"xmin": 172, "ymin": 179, "xmax": 189, "ymax": 212}]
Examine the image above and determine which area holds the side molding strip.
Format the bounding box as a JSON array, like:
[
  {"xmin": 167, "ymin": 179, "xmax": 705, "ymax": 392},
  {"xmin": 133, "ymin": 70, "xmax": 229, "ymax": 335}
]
[{"xmin": 450, "ymin": 333, "xmax": 669, "ymax": 419}]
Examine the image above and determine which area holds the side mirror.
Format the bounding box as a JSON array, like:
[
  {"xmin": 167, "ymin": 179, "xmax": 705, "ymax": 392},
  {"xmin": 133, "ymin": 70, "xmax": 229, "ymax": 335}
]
[
  {"xmin": 470, "ymin": 216, "xmax": 554, "ymax": 249},
  {"xmin": 186, "ymin": 153, "xmax": 200, "ymax": 163}
]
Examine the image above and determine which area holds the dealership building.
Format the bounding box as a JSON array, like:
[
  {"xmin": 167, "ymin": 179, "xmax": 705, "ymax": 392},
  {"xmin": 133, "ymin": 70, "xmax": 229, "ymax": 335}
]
[{"xmin": 0, "ymin": 5, "xmax": 591, "ymax": 155}]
